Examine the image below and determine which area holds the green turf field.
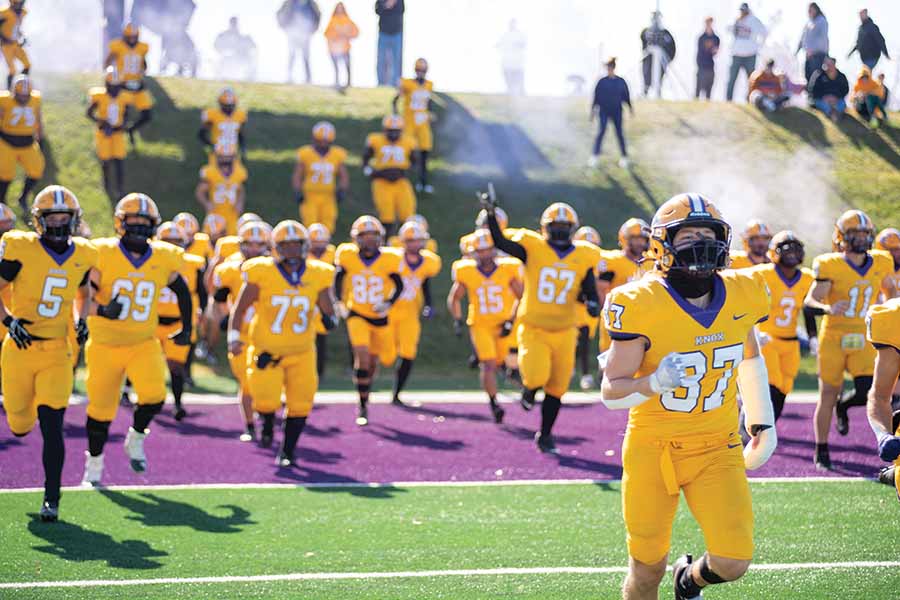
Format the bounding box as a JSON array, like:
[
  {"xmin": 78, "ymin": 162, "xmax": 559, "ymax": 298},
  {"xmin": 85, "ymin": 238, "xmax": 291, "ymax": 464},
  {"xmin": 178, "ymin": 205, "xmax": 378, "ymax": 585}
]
[{"xmin": 2, "ymin": 480, "xmax": 897, "ymax": 599}]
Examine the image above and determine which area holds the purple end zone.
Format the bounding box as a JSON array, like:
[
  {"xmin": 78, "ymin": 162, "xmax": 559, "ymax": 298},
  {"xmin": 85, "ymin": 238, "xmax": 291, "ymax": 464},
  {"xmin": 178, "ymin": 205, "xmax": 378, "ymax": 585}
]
[{"xmin": 0, "ymin": 401, "xmax": 883, "ymax": 488}]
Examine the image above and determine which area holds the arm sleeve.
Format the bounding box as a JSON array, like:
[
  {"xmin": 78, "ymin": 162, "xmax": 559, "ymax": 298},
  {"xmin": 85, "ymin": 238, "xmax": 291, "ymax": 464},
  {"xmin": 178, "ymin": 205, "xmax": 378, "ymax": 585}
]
[
  {"xmin": 0, "ymin": 259, "xmax": 21, "ymax": 282},
  {"xmin": 196, "ymin": 268, "xmax": 208, "ymax": 309},
  {"xmin": 167, "ymin": 275, "xmax": 194, "ymax": 333},
  {"xmin": 213, "ymin": 287, "xmax": 231, "ymax": 303},
  {"xmin": 597, "ymin": 270, "xmax": 615, "ymax": 282},
  {"xmin": 421, "ymin": 277, "xmax": 433, "ymax": 307},
  {"xmin": 79, "ymin": 269, "xmax": 91, "ymax": 287},
  {"xmin": 579, "ymin": 269, "xmax": 599, "ymax": 304},
  {"xmin": 334, "ymin": 266, "xmax": 346, "ymax": 301},
  {"xmin": 803, "ymin": 305, "xmax": 822, "ymax": 337},
  {"xmin": 487, "ymin": 214, "xmax": 526, "ymax": 262},
  {"xmin": 387, "ymin": 272, "xmax": 404, "ymax": 304}
]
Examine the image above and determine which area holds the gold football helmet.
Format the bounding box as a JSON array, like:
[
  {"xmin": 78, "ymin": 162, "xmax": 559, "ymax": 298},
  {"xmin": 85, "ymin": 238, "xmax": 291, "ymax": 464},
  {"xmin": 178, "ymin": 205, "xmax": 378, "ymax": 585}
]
[{"xmin": 648, "ymin": 193, "xmax": 731, "ymax": 275}]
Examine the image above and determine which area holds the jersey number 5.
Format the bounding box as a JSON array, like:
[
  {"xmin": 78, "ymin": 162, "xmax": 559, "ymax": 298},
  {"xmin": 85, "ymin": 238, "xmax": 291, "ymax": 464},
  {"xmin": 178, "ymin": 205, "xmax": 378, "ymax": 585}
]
[
  {"xmin": 661, "ymin": 343, "xmax": 744, "ymax": 413},
  {"xmin": 38, "ymin": 276, "xmax": 68, "ymax": 318}
]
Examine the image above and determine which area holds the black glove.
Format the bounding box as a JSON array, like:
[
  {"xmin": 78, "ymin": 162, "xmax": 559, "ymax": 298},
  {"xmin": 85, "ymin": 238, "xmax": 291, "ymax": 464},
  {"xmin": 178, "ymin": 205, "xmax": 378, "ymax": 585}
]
[
  {"xmin": 453, "ymin": 319, "xmax": 463, "ymax": 337},
  {"xmin": 586, "ymin": 299, "xmax": 600, "ymax": 318},
  {"xmin": 219, "ymin": 316, "xmax": 229, "ymax": 331},
  {"xmin": 76, "ymin": 318, "xmax": 89, "ymax": 346},
  {"xmin": 499, "ymin": 320, "xmax": 514, "ymax": 338},
  {"xmin": 295, "ymin": 191, "xmax": 304, "ymax": 205},
  {"xmin": 102, "ymin": 123, "xmax": 114, "ymax": 137},
  {"xmin": 337, "ymin": 189, "xmax": 346, "ymax": 204},
  {"xmin": 322, "ymin": 313, "xmax": 338, "ymax": 331},
  {"xmin": 96, "ymin": 294, "xmax": 125, "ymax": 320},
  {"xmin": 4, "ymin": 316, "xmax": 32, "ymax": 349},
  {"xmin": 477, "ymin": 182, "xmax": 498, "ymax": 213},
  {"xmin": 169, "ymin": 328, "xmax": 192, "ymax": 347},
  {"xmin": 256, "ymin": 351, "xmax": 280, "ymax": 369}
]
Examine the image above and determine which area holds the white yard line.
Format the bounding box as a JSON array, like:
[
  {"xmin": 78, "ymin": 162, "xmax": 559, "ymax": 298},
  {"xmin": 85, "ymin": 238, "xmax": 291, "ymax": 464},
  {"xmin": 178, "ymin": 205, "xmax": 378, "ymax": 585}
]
[
  {"xmin": 0, "ymin": 475, "xmax": 870, "ymax": 495},
  {"xmin": 2, "ymin": 561, "xmax": 898, "ymax": 589}
]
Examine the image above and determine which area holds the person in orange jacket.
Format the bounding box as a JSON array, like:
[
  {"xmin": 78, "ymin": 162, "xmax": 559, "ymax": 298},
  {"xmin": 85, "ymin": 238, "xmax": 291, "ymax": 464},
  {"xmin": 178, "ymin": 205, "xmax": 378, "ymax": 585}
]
[
  {"xmin": 853, "ymin": 65, "xmax": 888, "ymax": 127},
  {"xmin": 324, "ymin": 3, "xmax": 359, "ymax": 90}
]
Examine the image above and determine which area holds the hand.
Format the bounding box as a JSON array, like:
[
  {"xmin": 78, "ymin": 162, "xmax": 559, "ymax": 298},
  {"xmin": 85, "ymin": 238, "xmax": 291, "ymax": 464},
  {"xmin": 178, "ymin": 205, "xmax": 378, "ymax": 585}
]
[
  {"xmin": 334, "ymin": 301, "xmax": 349, "ymax": 319},
  {"xmin": 477, "ymin": 182, "xmax": 498, "ymax": 213},
  {"xmin": 5, "ymin": 317, "xmax": 33, "ymax": 349},
  {"xmin": 650, "ymin": 352, "xmax": 687, "ymax": 392},
  {"xmin": 97, "ymin": 294, "xmax": 125, "ymax": 320},
  {"xmin": 421, "ymin": 305, "xmax": 433, "ymax": 320},
  {"xmin": 453, "ymin": 319, "xmax": 463, "ymax": 337},
  {"xmin": 372, "ymin": 300, "xmax": 391, "ymax": 315},
  {"xmin": 362, "ymin": 165, "xmax": 374, "ymax": 177},
  {"xmin": 828, "ymin": 301, "xmax": 850, "ymax": 316},
  {"xmin": 499, "ymin": 320, "xmax": 514, "ymax": 338},
  {"xmin": 878, "ymin": 434, "xmax": 900, "ymax": 462},
  {"xmin": 744, "ymin": 424, "xmax": 777, "ymax": 470},
  {"xmin": 76, "ymin": 318, "xmax": 89, "ymax": 346},
  {"xmin": 808, "ymin": 336, "xmax": 819, "ymax": 357},
  {"xmin": 169, "ymin": 328, "xmax": 192, "ymax": 346},
  {"xmin": 102, "ymin": 123, "xmax": 114, "ymax": 136},
  {"xmin": 585, "ymin": 299, "xmax": 600, "ymax": 318},
  {"xmin": 757, "ymin": 331, "xmax": 771, "ymax": 347}
]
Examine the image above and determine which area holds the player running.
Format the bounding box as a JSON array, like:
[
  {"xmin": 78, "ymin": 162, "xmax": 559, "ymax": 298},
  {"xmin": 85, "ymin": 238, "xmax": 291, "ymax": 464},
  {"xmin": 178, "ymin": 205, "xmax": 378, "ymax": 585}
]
[
  {"xmin": 729, "ymin": 219, "xmax": 772, "ymax": 269},
  {"xmin": 0, "ymin": 185, "xmax": 96, "ymax": 521},
  {"xmin": 199, "ymin": 87, "xmax": 247, "ymax": 154},
  {"xmin": 804, "ymin": 210, "xmax": 896, "ymax": 469},
  {"xmin": 104, "ymin": 22, "xmax": 152, "ymax": 141},
  {"xmin": 448, "ymin": 229, "xmax": 523, "ymax": 422},
  {"xmin": 572, "ymin": 225, "xmax": 604, "ymax": 390},
  {"xmin": 0, "ymin": 74, "xmax": 42, "ymax": 212},
  {"xmin": 363, "ymin": 115, "xmax": 416, "ymax": 237},
  {"xmin": 482, "ymin": 188, "xmax": 600, "ymax": 453},
  {"xmin": 86, "ymin": 67, "xmax": 131, "ymax": 202},
  {"xmin": 0, "ymin": 0, "xmax": 30, "ymax": 89},
  {"xmin": 228, "ymin": 221, "xmax": 337, "ymax": 466},
  {"xmin": 81, "ymin": 194, "xmax": 193, "ymax": 486},
  {"xmin": 308, "ymin": 223, "xmax": 336, "ymax": 376},
  {"xmin": 293, "ymin": 121, "xmax": 349, "ymax": 233},
  {"xmin": 600, "ymin": 193, "xmax": 775, "ymax": 600},
  {"xmin": 389, "ymin": 220, "xmax": 441, "ymax": 406},
  {"xmin": 195, "ymin": 143, "xmax": 247, "ymax": 236},
  {"xmin": 334, "ymin": 215, "xmax": 404, "ymax": 426},
  {"xmin": 866, "ymin": 297, "xmax": 900, "ymax": 499},
  {"xmin": 875, "ymin": 227, "xmax": 900, "ymax": 295},
  {"xmin": 393, "ymin": 58, "xmax": 434, "ymax": 193}
]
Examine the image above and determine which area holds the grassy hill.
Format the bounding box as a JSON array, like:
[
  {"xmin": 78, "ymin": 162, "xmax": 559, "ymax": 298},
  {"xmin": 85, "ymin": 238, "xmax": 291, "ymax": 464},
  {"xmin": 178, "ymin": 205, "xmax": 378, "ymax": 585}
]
[{"xmin": 26, "ymin": 74, "xmax": 900, "ymax": 391}]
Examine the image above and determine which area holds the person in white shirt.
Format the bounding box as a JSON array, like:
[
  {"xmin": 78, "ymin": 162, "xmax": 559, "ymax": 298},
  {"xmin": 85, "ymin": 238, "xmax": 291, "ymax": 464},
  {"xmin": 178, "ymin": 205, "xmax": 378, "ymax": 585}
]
[
  {"xmin": 496, "ymin": 20, "xmax": 527, "ymax": 96},
  {"xmin": 726, "ymin": 2, "xmax": 768, "ymax": 101}
]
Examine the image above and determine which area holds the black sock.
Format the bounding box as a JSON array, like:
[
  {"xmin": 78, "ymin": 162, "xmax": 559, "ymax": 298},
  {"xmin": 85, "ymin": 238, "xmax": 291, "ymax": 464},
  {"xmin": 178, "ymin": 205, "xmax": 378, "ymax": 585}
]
[
  {"xmin": 17, "ymin": 177, "xmax": 38, "ymax": 206},
  {"xmin": 522, "ymin": 387, "xmax": 537, "ymax": 402},
  {"xmin": 101, "ymin": 161, "xmax": 114, "ymax": 200},
  {"xmin": 816, "ymin": 443, "xmax": 829, "ymax": 455},
  {"xmin": 770, "ymin": 385, "xmax": 786, "ymax": 421},
  {"xmin": 540, "ymin": 394, "xmax": 561, "ymax": 437},
  {"xmin": 316, "ymin": 334, "xmax": 327, "ymax": 377},
  {"xmin": 113, "ymin": 159, "xmax": 124, "ymax": 200},
  {"xmin": 577, "ymin": 327, "xmax": 590, "ymax": 376},
  {"xmin": 246, "ymin": 421, "xmax": 256, "ymax": 435},
  {"xmin": 676, "ymin": 562, "xmax": 703, "ymax": 597},
  {"xmin": 133, "ymin": 401, "xmax": 163, "ymax": 432},
  {"xmin": 38, "ymin": 406, "xmax": 66, "ymax": 504},
  {"xmin": 261, "ymin": 413, "xmax": 275, "ymax": 436},
  {"xmin": 86, "ymin": 417, "xmax": 111, "ymax": 456},
  {"xmin": 488, "ymin": 394, "xmax": 497, "ymax": 406},
  {"xmin": 171, "ymin": 370, "xmax": 184, "ymax": 408},
  {"xmin": 0, "ymin": 180, "xmax": 10, "ymax": 203},
  {"xmin": 282, "ymin": 416, "xmax": 307, "ymax": 457},
  {"xmin": 419, "ymin": 151, "xmax": 429, "ymax": 186},
  {"xmin": 185, "ymin": 343, "xmax": 196, "ymax": 377},
  {"xmin": 358, "ymin": 384, "xmax": 370, "ymax": 406},
  {"xmin": 393, "ymin": 358, "xmax": 414, "ymax": 400}
]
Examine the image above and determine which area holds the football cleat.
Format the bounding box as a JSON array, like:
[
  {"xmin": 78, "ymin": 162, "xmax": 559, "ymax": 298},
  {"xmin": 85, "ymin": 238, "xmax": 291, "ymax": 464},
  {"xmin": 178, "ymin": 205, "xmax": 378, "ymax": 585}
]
[
  {"xmin": 814, "ymin": 446, "xmax": 832, "ymax": 471},
  {"xmin": 673, "ymin": 554, "xmax": 703, "ymax": 600},
  {"xmin": 276, "ymin": 451, "xmax": 295, "ymax": 468},
  {"xmin": 535, "ymin": 432, "xmax": 558, "ymax": 454},
  {"xmin": 174, "ymin": 407, "xmax": 187, "ymax": 421},
  {"xmin": 520, "ymin": 388, "xmax": 537, "ymax": 411},
  {"xmin": 579, "ymin": 374, "xmax": 596, "ymax": 391},
  {"xmin": 834, "ymin": 401, "xmax": 850, "ymax": 436},
  {"xmin": 124, "ymin": 427, "xmax": 148, "ymax": 473},
  {"xmin": 356, "ymin": 404, "xmax": 369, "ymax": 427},
  {"xmin": 391, "ymin": 396, "xmax": 405, "ymax": 407},
  {"xmin": 39, "ymin": 500, "xmax": 59, "ymax": 523},
  {"xmin": 490, "ymin": 403, "xmax": 505, "ymax": 424},
  {"xmin": 81, "ymin": 452, "xmax": 104, "ymax": 487},
  {"xmin": 877, "ymin": 466, "xmax": 895, "ymax": 487}
]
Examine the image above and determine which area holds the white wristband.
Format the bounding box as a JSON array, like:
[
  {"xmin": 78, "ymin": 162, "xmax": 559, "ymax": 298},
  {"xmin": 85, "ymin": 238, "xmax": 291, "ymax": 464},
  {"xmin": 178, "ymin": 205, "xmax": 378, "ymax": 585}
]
[
  {"xmin": 227, "ymin": 329, "xmax": 241, "ymax": 344},
  {"xmin": 648, "ymin": 372, "xmax": 662, "ymax": 394}
]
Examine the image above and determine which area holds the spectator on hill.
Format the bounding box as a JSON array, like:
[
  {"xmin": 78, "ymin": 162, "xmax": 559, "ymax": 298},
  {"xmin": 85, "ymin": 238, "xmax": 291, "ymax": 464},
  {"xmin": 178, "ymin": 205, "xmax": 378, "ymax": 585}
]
[
  {"xmin": 853, "ymin": 66, "xmax": 888, "ymax": 128},
  {"xmin": 695, "ymin": 17, "xmax": 720, "ymax": 100},
  {"xmin": 324, "ymin": 3, "xmax": 358, "ymax": 90},
  {"xmin": 848, "ymin": 9, "xmax": 890, "ymax": 70},
  {"xmin": 797, "ymin": 3, "xmax": 828, "ymax": 83},
  {"xmin": 878, "ymin": 72, "xmax": 890, "ymax": 108},
  {"xmin": 640, "ymin": 11, "xmax": 676, "ymax": 97},
  {"xmin": 808, "ymin": 56, "xmax": 848, "ymax": 123},
  {"xmin": 214, "ymin": 17, "xmax": 257, "ymax": 81},
  {"xmin": 748, "ymin": 59, "xmax": 789, "ymax": 113},
  {"xmin": 375, "ymin": 0, "xmax": 404, "ymax": 87},
  {"xmin": 726, "ymin": 2, "xmax": 767, "ymax": 102},
  {"xmin": 496, "ymin": 19, "xmax": 527, "ymax": 96},
  {"xmin": 277, "ymin": 0, "xmax": 321, "ymax": 84},
  {"xmin": 588, "ymin": 58, "xmax": 633, "ymax": 170}
]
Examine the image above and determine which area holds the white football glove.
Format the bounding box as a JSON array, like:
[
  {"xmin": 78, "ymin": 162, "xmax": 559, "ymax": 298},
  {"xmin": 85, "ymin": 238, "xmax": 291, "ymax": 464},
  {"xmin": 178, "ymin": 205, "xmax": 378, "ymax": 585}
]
[
  {"xmin": 372, "ymin": 300, "xmax": 392, "ymax": 315},
  {"xmin": 757, "ymin": 331, "xmax": 771, "ymax": 347},
  {"xmin": 649, "ymin": 352, "xmax": 688, "ymax": 393},
  {"xmin": 334, "ymin": 301, "xmax": 350, "ymax": 320}
]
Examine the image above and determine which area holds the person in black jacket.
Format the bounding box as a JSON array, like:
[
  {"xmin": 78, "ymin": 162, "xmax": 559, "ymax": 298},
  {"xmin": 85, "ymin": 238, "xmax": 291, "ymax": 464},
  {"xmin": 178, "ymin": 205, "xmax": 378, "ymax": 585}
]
[
  {"xmin": 848, "ymin": 9, "xmax": 890, "ymax": 70},
  {"xmin": 640, "ymin": 11, "xmax": 676, "ymax": 97},
  {"xmin": 277, "ymin": 0, "xmax": 321, "ymax": 84},
  {"xmin": 375, "ymin": 0, "xmax": 404, "ymax": 86},
  {"xmin": 808, "ymin": 56, "xmax": 848, "ymax": 122},
  {"xmin": 589, "ymin": 58, "xmax": 633, "ymax": 169},
  {"xmin": 696, "ymin": 17, "xmax": 720, "ymax": 100}
]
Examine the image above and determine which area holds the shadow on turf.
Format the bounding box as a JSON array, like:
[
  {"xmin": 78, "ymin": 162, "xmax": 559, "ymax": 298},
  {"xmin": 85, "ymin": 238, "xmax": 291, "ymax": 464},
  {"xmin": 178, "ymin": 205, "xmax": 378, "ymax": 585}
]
[
  {"xmin": 273, "ymin": 465, "xmax": 408, "ymax": 499},
  {"xmin": 27, "ymin": 515, "xmax": 167, "ymax": 569},
  {"xmin": 364, "ymin": 424, "xmax": 466, "ymax": 452},
  {"xmin": 99, "ymin": 489, "xmax": 256, "ymax": 533}
]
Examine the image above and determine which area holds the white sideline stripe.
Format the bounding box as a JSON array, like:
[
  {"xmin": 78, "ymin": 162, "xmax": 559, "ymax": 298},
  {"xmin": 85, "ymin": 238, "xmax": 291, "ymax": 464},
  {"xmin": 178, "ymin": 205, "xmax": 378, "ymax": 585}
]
[
  {"xmin": 62, "ymin": 390, "xmax": 821, "ymax": 406},
  {"xmin": 2, "ymin": 561, "xmax": 898, "ymax": 589},
  {"xmin": 0, "ymin": 475, "xmax": 870, "ymax": 495}
]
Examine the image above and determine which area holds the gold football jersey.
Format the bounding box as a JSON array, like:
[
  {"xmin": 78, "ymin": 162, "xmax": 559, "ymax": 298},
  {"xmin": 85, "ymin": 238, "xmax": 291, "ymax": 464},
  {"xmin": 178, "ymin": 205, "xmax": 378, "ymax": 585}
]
[
  {"xmin": 753, "ymin": 264, "xmax": 814, "ymax": 339},
  {"xmin": 813, "ymin": 251, "xmax": 894, "ymax": 334},
  {"xmin": 398, "ymin": 78, "xmax": 434, "ymax": 126},
  {"xmin": 452, "ymin": 257, "xmax": 522, "ymax": 327},
  {"xmin": 334, "ymin": 243, "xmax": 402, "ymax": 319},
  {"xmin": 108, "ymin": 39, "xmax": 149, "ymax": 82},
  {"xmin": 202, "ymin": 106, "xmax": 247, "ymax": 148},
  {"xmin": 0, "ymin": 91, "xmax": 40, "ymax": 137},
  {"xmin": 366, "ymin": 132, "xmax": 414, "ymax": 170},
  {"xmin": 390, "ymin": 250, "xmax": 442, "ymax": 320},
  {"xmin": 297, "ymin": 145, "xmax": 347, "ymax": 194}
]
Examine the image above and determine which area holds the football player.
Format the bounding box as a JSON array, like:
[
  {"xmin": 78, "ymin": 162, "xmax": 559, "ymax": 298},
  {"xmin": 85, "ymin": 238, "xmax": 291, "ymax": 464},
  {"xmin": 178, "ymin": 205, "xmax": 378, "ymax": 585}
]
[
  {"xmin": 86, "ymin": 66, "xmax": 131, "ymax": 202},
  {"xmin": 81, "ymin": 194, "xmax": 193, "ymax": 486},
  {"xmin": 393, "ymin": 58, "xmax": 434, "ymax": 193},
  {"xmin": 448, "ymin": 230, "xmax": 523, "ymax": 422},
  {"xmin": 155, "ymin": 221, "xmax": 207, "ymax": 421},
  {"xmin": 751, "ymin": 231, "xmax": 815, "ymax": 420},
  {"xmin": 212, "ymin": 220, "xmax": 272, "ymax": 442},
  {"xmin": 875, "ymin": 228, "xmax": 900, "ymax": 295},
  {"xmin": 0, "ymin": 74, "xmax": 42, "ymax": 211},
  {"xmin": 334, "ymin": 215, "xmax": 404, "ymax": 425},
  {"xmin": 805, "ymin": 210, "xmax": 896, "ymax": 469},
  {"xmin": 203, "ymin": 213, "xmax": 228, "ymax": 249},
  {"xmin": 0, "ymin": 185, "xmax": 96, "ymax": 521},
  {"xmin": 865, "ymin": 297, "xmax": 900, "ymax": 499},
  {"xmin": 293, "ymin": 121, "xmax": 348, "ymax": 234},
  {"xmin": 308, "ymin": 223, "xmax": 335, "ymax": 377},
  {"xmin": 174, "ymin": 212, "xmax": 213, "ymax": 263},
  {"xmin": 362, "ymin": 115, "xmax": 416, "ymax": 237},
  {"xmin": 228, "ymin": 221, "xmax": 337, "ymax": 466},
  {"xmin": 460, "ymin": 208, "xmax": 510, "ymax": 258},
  {"xmin": 388, "ymin": 214, "xmax": 439, "ymax": 253},
  {"xmin": 600, "ymin": 193, "xmax": 774, "ymax": 600},
  {"xmin": 199, "ymin": 87, "xmax": 247, "ymax": 154},
  {"xmin": 389, "ymin": 220, "xmax": 442, "ymax": 406},
  {"xmin": 482, "ymin": 193, "xmax": 600, "ymax": 453},
  {"xmin": 104, "ymin": 23, "xmax": 152, "ymax": 140},
  {"xmin": 573, "ymin": 226, "xmax": 605, "ymax": 390},
  {"xmin": 729, "ymin": 219, "xmax": 772, "ymax": 269},
  {"xmin": 195, "ymin": 143, "xmax": 247, "ymax": 236},
  {"xmin": 0, "ymin": 0, "xmax": 29, "ymax": 90}
]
